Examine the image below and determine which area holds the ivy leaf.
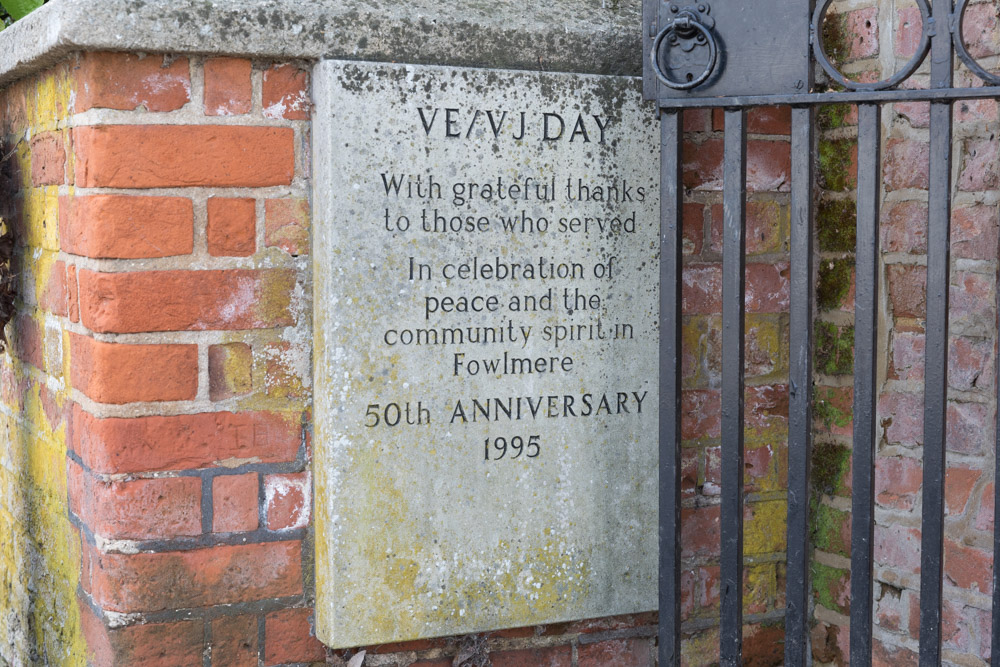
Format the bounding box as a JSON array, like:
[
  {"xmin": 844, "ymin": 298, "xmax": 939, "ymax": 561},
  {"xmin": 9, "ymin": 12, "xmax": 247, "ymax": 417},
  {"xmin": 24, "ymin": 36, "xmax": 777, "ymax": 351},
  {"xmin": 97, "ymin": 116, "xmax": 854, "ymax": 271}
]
[{"xmin": 0, "ymin": 0, "xmax": 43, "ymax": 21}]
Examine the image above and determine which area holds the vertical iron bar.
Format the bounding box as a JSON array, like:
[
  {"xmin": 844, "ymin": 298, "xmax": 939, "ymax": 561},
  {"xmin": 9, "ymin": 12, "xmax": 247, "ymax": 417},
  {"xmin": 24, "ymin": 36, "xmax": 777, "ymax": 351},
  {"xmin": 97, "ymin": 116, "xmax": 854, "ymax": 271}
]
[
  {"xmin": 919, "ymin": 102, "xmax": 952, "ymax": 667},
  {"xmin": 920, "ymin": 1, "xmax": 954, "ymax": 662},
  {"xmin": 720, "ymin": 108, "xmax": 747, "ymax": 667},
  {"xmin": 785, "ymin": 106, "xmax": 815, "ymax": 667},
  {"xmin": 658, "ymin": 110, "xmax": 683, "ymax": 667},
  {"xmin": 850, "ymin": 103, "xmax": 881, "ymax": 666},
  {"xmin": 994, "ymin": 287, "xmax": 1000, "ymax": 667}
]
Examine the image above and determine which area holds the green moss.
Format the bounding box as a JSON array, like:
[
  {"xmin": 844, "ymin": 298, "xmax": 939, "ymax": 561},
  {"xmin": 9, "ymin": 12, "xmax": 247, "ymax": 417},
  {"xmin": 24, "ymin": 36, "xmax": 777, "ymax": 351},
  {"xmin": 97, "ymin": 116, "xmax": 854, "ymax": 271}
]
[
  {"xmin": 817, "ymin": 104, "xmax": 851, "ymax": 131},
  {"xmin": 812, "ymin": 442, "xmax": 850, "ymax": 497},
  {"xmin": 810, "ymin": 502, "xmax": 850, "ymax": 556},
  {"xmin": 814, "ymin": 387, "xmax": 851, "ymax": 432},
  {"xmin": 818, "ymin": 138, "xmax": 856, "ymax": 191},
  {"xmin": 811, "ymin": 561, "xmax": 850, "ymax": 615},
  {"xmin": 814, "ymin": 321, "xmax": 854, "ymax": 375},
  {"xmin": 817, "ymin": 258, "xmax": 853, "ymax": 311},
  {"xmin": 817, "ymin": 199, "xmax": 856, "ymax": 252}
]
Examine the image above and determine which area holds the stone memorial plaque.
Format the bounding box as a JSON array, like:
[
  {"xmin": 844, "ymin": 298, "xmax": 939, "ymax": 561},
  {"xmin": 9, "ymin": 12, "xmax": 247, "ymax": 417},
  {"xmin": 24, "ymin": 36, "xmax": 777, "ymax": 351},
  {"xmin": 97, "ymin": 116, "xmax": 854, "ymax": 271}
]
[{"xmin": 313, "ymin": 60, "xmax": 659, "ymax": 648}]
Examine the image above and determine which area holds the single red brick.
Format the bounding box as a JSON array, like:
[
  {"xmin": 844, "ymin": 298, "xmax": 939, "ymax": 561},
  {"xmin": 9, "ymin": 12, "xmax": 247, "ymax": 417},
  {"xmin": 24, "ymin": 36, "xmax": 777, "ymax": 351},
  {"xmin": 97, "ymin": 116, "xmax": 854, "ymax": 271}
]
[
  {"xmin": 30, "ymin": 132, "xmax": 65, "ymax": 185},
  {"xmin": 264, "ymin": 198, "xmax": 309, "ymax": 255},
  {"xmin": 896, "ymin": 6, "xmax": 923, "ymax": 58},
  {"xmin": 60, "ymin": 195, "xmax": 194, "ymax": 259},
  {"xmin": 887, "ymin": 264, "xmax": 926, "ymax": 319},
  {"xmin": 39, "ymin": 259, "xmax": 68, "ymax": 317},
  {"xmin": 204, "ymin": 58, "xmax": 252, "ymax": 116},
  {"xmin": 264, "ymin": 608, "xmax": 325, "ymax": 665},
  {"xmin": 944, "ymin": 539, "xmax": 992, "ymax": 592},
  {"xmin": 76, "ymin": 53, "xmax": 190, "ymax": 112},
  {"xmin": 881, "ymin": 201, "xmax": 927, "ymax": 254},
  {"xmin": 681, "ymin": 505, "xmax": 721, "ymax": 559},
  {"xmin": 953, "ymin": 206, "xmax": 999, "ymax": 261},
  {"xmin": 874, "ymin": 524, "xmax": 922, "ymax": 571},
  {"xmin": 878, "ymin": 392, "xmax": 922, "ymax": 445},
  {"xmin": 74, "ymin": 125, "xmax": 294, "ymax": 188},
  {"xmin": 79, "ymin": 598, "xmax": 205, "ymax": 667},
  {"xmin": 883, "ymin": 139, "xmax": 930, "ymax": 190},
  {"xmin": 958, "ymin": 138, "xmax": 1000, "ymax": 191},
  {"xmin": 262, "ymin": 65, "xmax": 310, "ymax": 120},
  {"xmin": 211, "ymin": 615, "xmax": 259, "ymax": 667},
  {"xmin": 579, "ymin": 638, "xmax": 651, "ymax": 667},
  {"xmin": 682, "ymin": 264, "xmax": 722, "ymax": 314},
  {"xmin": 975, "ymin": 483, "xmax": 994, "ymax": 532},
  {"xmin": 875, "ymin": 456, "xmax": 923, "ymax": 511},
  {"xmin": 265, "ymin": 472, "xmax": 310, "ymax": 531},
  {"xmin": 890, "ymin": 330, "xmax": 923, "ymax": 381},
  {"xmin": 491, "ymin": 646, "xmax": 572, "ymax": 667},
  {"xmin": 207, "ymin": 198, "xmax": 256, "ymax": 257},
  {"xmin": 847, "ymin": 8, "xmax": 879, "ymax": 59},
  {"xmin": 262, "ymin": 341, "xmax": 308, "ymax": 399},
  {"xmin": 77, "ymin": 268, "xmax": 296, "ymax": 333},
  {"xmin": 69, "ymin": 333, "xmax": 198, "ymax": 403},
  {"xmin": 947, "ymin": 401, "xmax": 991, "ymax": 455},
  {"xmin": 12, "ymin": 313, "xmax": 44, "ymax": 370},
  {"xmin": 209, "ymin": 342, "xmax": 253, "ymax": 401},
  {"xmin": 710, "ymin": 202, "xmax": 784, "ymax": 256},
  {"xmin": 949, "ymin": 336, "xmax": 994, "ymax": 391},
  {"xmin": 71, "ymin": 460, "xmax": 202, "ymax": 539},
  {"xmin": 213, "ymin": 473, "xmax": 259, "ymax": 533},
  {"xmin": 67, "ymin": 263, "xmax": 80, "ymax": 322},
  {"xmin": 681, "ymin": 389, "xmax": 721, "ymax": 440},
  {"xmin": 950, "ymin": 270, "xmax": 995, "ymax": 336},
  {"xmin": 746, "ymin": 262, "xmax": 790, "ymax": 312},
  {"xmin": 945, "ymin": 467, "xmax": 983, "ymax": 517},
  {"xmin": 85, "ymin": 540, "xmax": 302, "ymax": 612},
  {"xmin": 71, "ymin": 405, "xmax": 301, "ymax": 473}
]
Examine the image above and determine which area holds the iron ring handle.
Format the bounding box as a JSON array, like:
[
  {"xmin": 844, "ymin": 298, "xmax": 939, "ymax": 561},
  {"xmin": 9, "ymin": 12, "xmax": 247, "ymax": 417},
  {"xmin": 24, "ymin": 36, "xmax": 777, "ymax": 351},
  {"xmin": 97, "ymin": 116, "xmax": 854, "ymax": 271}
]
[{"xmin": 650, "ymin": 15, "xmax": 718, "ymax": 90}]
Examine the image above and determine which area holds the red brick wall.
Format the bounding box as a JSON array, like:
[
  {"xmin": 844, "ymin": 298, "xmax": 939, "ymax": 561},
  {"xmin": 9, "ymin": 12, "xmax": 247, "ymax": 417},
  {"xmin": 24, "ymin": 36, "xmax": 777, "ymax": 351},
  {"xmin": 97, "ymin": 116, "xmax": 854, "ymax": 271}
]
[
  {"xmin": 676, "ymin": 107, "xmax": 794, "ymax": 665},
  {"xmin": 2, "ymin": 13, "xmax": 998, "ymax": 662},
  {"xmin": 806, "ymin": 5, "xmax": 998, "ymax": 664}
]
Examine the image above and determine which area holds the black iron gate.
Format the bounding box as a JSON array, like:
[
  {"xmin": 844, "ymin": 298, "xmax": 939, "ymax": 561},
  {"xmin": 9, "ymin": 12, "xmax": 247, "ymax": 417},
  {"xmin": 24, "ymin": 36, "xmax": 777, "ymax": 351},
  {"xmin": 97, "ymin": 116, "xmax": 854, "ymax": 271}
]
[{"xmin": 646, "ymin": 0, "xmax": 1000, "ymax": 664}]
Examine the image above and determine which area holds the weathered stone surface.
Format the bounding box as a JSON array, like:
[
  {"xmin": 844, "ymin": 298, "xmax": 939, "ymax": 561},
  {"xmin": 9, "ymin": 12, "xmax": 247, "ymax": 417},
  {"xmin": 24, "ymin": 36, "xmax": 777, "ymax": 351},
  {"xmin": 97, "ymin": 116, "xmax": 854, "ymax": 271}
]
[
  {"xmin": 313, "ymin": 61, "xmax": 659, "ymax": 647},
  {"xmin": 0, "ymin": 0, "xmax": 641, "ymax": 88}
]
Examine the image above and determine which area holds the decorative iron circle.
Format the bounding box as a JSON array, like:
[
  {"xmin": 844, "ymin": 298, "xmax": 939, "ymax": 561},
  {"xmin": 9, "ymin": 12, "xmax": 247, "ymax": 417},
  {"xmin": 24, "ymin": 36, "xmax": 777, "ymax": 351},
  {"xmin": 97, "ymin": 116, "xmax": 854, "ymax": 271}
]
[
  {"xmin": 953, "ymin": 0, "xmax": 1000, "ymax": 85},
  {"xmin": 812, "ymin": 0, "xmax": 932, "ymax": 90},
  {"xmin": 650, "ymin": 16, "xmax": 719, "ymax": 90}
]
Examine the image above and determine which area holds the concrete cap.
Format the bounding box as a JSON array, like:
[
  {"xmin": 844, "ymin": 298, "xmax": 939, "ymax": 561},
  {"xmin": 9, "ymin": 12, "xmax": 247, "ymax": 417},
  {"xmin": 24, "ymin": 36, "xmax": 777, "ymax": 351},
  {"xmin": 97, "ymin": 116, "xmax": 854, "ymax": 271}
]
[{"xmin": 0, "ymin": 0, "xmax": 642, "ymax": 86}]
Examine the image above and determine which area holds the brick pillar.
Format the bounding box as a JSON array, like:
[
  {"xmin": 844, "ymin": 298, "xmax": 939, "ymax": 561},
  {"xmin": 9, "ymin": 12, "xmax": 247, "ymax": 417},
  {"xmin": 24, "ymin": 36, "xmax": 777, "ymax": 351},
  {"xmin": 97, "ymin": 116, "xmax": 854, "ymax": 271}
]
[{"xmin": 58, "ymin": 53, "xmax": 322, "ymax": 665}]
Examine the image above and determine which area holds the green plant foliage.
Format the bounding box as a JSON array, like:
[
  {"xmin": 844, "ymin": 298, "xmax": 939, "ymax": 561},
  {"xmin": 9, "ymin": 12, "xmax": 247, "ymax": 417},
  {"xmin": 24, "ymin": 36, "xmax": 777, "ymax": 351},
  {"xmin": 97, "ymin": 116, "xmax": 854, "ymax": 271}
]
[
  {"xmin": 816, "ymin": 258, "xmax": 853, "ymax": 311},
  {"xmin": 814, "ymin": 321, "xmax": 854, "ymax": 376},
  {"xmin": 816, "ymin": 198, "xmax": 856, "ymax": 252},
  {"xmin": 0, "ymin": 0, "xmax": 43, "ymax": 23}
]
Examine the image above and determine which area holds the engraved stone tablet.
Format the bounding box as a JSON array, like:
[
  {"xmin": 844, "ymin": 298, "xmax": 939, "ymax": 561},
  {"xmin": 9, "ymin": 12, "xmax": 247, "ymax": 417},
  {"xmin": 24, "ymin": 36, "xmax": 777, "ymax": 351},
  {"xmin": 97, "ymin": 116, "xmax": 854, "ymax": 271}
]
[{"xmin": 313, "ymin": 61, "xmax": 659, "ymax": 648}]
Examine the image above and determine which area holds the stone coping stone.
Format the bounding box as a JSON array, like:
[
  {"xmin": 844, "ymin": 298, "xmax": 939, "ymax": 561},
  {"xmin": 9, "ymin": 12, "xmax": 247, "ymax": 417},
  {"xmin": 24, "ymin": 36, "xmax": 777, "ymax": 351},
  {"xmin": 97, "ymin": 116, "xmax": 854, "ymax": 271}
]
[{"xmin": 0, "ymin": 0, "xmax": 642, "ymax": 87}]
